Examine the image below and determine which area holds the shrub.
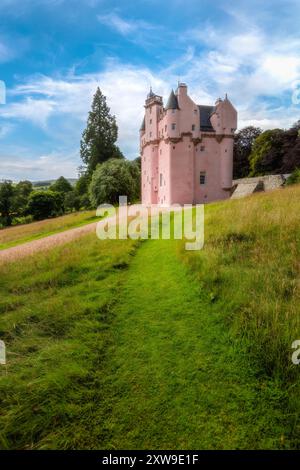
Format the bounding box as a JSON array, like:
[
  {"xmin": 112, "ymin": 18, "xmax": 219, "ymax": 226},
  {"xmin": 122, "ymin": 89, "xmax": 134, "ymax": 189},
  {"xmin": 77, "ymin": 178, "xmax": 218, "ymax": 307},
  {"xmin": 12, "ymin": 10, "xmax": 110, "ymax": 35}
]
[{"xmin": 286, "ymin": 168, "xmax": 300, "ymax": 185}]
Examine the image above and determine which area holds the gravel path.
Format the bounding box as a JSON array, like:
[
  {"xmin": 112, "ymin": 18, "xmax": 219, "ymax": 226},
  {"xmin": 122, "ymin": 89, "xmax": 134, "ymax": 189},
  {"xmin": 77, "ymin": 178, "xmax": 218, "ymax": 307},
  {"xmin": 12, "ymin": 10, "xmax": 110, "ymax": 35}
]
[{"xmin": 0, "ymin": 221, "xmax": 99, "ymax": 264}]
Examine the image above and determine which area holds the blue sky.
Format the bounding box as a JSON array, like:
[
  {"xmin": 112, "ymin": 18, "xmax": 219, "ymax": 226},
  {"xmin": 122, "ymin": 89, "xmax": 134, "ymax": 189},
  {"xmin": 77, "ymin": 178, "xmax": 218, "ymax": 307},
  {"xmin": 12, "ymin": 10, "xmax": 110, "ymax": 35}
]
[{"xmin": 0, "ymin": 0, "xmax": 299, "ymax": 180}]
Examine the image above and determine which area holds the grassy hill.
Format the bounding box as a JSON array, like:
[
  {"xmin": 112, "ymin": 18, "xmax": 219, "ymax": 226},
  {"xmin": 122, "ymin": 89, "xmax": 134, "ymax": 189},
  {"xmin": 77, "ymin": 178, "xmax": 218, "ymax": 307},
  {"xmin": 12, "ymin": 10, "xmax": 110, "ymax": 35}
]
[{"xmin": 0, "ymin": 185, "xmax": 299, "ymax": 449}]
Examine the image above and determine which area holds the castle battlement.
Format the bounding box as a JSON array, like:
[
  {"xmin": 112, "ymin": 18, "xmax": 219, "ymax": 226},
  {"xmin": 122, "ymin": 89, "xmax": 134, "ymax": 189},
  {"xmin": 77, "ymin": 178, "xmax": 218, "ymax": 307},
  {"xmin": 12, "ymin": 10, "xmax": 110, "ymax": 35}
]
[{"xmin": 140, "ymin": 83, "xmax": 237, "ymax": 205}]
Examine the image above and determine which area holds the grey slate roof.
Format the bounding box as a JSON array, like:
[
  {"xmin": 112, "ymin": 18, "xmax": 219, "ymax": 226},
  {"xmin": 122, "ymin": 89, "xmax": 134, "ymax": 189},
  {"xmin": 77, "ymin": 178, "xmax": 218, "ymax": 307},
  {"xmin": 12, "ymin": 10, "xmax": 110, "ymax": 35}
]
[
  {"xmin": 140, "ymin": 116, "xmax": 145, "ymax": 131},
  {"xmin": 165, "ymin": 90, "xmax": 179, "ymax": 110},
  {"xmin": 198, "ymin": 105, "xmax": 215, "ymax": 131}
]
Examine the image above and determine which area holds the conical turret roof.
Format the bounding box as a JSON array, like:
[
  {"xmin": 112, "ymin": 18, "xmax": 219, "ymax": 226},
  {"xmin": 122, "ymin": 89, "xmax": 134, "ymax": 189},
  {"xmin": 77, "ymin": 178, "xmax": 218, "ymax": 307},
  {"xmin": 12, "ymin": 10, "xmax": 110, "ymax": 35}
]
[
  {"xmin": 165, "ymin": 89, "xmax": 179, "ymax": 110},
  {"xmin": 140, "ymin": 116, "xmax": 145, "ymax": 131}
]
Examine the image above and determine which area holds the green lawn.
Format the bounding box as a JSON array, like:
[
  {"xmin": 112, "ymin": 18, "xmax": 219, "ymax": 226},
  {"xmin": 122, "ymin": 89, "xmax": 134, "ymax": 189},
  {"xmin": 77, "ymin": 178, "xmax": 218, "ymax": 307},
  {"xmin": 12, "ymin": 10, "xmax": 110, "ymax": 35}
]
[
  {"xmin": 0, "ymin": 210, "xmax": 100, "ymax": 250},
  {"xmin": 0, "ymin": 185, "xmax": 299, "ymax": 449}
]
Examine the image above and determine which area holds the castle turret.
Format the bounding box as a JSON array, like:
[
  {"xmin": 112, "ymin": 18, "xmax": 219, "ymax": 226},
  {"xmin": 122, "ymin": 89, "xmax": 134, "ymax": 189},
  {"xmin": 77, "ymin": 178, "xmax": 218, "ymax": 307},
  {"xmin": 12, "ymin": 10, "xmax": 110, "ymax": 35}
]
[
  {"xmin": 165, "ymin": 89, "xmax": 180, "ymax": 138},
  {"xmin": 144, "ymin": 87, "xmax": 163, "ymax": 142},
  {"xmin": 211, "ymin": 95, "xmax": 237, "ymax": 190}
]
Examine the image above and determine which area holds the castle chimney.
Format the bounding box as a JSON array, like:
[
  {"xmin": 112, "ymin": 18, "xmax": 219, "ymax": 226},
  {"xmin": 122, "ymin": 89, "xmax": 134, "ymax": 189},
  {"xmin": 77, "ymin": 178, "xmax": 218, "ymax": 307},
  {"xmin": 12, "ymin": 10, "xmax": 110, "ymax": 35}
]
[{"xmin": 177, "ymin": 83, "xmax": 187, "ymax": 97}]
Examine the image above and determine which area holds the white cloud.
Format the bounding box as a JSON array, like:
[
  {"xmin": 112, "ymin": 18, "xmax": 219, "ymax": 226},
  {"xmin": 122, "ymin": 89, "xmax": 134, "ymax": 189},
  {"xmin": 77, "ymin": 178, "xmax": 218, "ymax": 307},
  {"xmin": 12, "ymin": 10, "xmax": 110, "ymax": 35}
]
[
  {"xmin": 0, "ymin": 40, "xmax": 13, "ymax": 63},
  {"xmin": 0, "ymin": 151, "xmax": 79, "ymax": 181},
  {"xmin": 97, "ymin": 12, "xmax": 155, "ymax": 36}
]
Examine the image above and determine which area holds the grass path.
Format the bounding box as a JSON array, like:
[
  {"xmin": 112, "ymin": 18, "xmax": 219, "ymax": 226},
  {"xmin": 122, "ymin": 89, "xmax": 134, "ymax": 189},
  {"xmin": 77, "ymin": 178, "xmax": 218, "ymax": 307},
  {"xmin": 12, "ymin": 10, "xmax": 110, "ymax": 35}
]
[{"xmin": 100, "ymin": 238, "xmax": 288, "ymax": 449}]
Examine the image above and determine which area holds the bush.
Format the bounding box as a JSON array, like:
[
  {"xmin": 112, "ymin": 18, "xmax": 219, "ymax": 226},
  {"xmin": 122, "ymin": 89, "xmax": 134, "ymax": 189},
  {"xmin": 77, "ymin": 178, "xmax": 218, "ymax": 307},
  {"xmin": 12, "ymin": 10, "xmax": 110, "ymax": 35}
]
[
  {"xmin": 89, "ymin": 159, "xmax": 139, "ymax": 207},
  {"xmin": 286, "ymin": 168, "xmax": 300, "ymax": 185},
  {"xmin": 12, "ymin": 215, "xmax": 34, "ymax": 226},
  {"xmin": 27, "ymin": 190, "xmax": 64, "ymax": 220}
]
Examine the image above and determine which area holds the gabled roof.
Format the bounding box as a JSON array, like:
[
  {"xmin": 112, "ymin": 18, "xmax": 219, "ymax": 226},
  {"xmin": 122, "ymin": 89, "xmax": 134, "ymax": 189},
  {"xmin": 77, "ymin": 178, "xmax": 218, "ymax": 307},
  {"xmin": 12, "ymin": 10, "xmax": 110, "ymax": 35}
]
[
  {"xmin": 140, "ymin": 116, "xmax": 145, "ymax": 131},
  {"xmin": 198, "ymin": 105, "xmax": 215, "ymax": 131},
  {"xmin": 165, "ymin": 90, "xmax": 179, "ymax": 110}
]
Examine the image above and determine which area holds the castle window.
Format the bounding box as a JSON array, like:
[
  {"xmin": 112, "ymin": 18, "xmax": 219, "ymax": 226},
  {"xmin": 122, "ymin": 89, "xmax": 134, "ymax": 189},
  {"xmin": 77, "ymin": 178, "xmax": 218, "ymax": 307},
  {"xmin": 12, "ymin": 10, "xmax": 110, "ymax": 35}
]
[
  {"xmin": 200, "ymin": 171, "xmax": 206, "ymax": 185},
  {"xmin": 165, "ymin": 125, "xmax": 167, "ymax": 132},
  {"xmin": 192, "ymin": 124, "xmax": 195, "ymax": 131},
  {"xmin": 150, "ymin": 119, "xmax": 152, "ymax": 124},
  {"xmin": 194, "ymin": 109, "xmax": 197, "ymax": 114},
  {"xmin": 171, "ymin": 123, "xmax": 176, "ymax": 130},
  {"xmin": 160, "ymin": 173, "xmax": 163, "ymax": 187},
  {"xmin": 200, "ymin": 145, "xmax": 205, "ymax": 151},
  {"xmin": 172, "ymin": 109, "xmax": 175, "ymax": 114},
  {"xmin": 150, "ymin": 132, "xmax": 152, "ymax": 138}
]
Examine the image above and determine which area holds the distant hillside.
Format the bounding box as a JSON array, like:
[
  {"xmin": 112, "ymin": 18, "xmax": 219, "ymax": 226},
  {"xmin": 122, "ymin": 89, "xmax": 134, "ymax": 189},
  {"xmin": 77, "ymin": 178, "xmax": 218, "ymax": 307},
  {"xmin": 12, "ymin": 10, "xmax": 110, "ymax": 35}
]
[{"xmin": 32, "ymin": 178, "xmax": 77, "ymax": 189}]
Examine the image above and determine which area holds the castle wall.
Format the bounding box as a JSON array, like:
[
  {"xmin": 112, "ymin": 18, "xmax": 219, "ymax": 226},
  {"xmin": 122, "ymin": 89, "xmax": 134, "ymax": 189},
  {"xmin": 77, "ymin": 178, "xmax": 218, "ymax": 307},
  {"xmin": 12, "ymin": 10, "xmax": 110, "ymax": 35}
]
[
  {"xmin": 169, "ymin": 137, "xmax": 194, "ymax": 205},
  {"xmin": 193, "ymin": 136, "xmax": 230, "ymax": 203}
]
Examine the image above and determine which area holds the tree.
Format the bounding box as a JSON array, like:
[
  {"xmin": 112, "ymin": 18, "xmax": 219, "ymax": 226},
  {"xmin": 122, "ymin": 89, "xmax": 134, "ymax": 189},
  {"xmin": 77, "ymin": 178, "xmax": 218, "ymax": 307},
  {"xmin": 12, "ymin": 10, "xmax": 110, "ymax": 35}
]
[
  {"xmin": 50, "ymin": 176, "xmax": 73, "ymax": 194},
  {"xmin": 0, "ymin": 181, "xmax": 16, "ymax": 226},
  {"xmin": 89, "ymin": 159, "xmax": 137, "ymax": 207},
  {"xmin": 14, "ymin": 180, "xmax": 33, "ymax": 216},
  {"xmin": 249, "ymin": 129, "xmax": 285, "ymax": 176},
  {"xmin": 128, "ymin": 160, "xmax": 141, "ymax": 201},
  {"xmin": 27, "ymin": 190, "xmax": 64, "ymax": 220},
  {"xmin": 64, "ymin": 191, "xmax": 81, "ymax": 212},
  {"xmin": 233, "ymin": 126, "xmax": 262, "ymax": 178},
  {"xmin": 80, "ymin": 87, "xmax": 123, "ymax": 174},
  {"xmin": 281, "ymin": 121, "xmax": 300, "ymax": 173},
  {"xmin": 75, "ymin": 173, "xmax": 91, "ymax": 196}
]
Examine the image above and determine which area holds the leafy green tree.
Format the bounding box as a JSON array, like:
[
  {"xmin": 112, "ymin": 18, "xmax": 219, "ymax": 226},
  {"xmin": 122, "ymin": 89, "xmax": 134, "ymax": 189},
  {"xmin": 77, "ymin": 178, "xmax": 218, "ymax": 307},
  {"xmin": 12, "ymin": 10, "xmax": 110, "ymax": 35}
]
[
  {"xmin": 128, "ymin": 160, "xmax": 141, "ymax": 201},
  {"xmin": 249, "ymin": 129, "xmax": 285, "ymax": 176},
  {"xmin": 75, "ymin": 173, "xmax": 91, "ymax": 196},
  {"xmin": 14, "ymin": 180, "xmax": 33, "ymax": 216},
  {"xmin": 281, "ymin": 121, "xmax": 300, "ymax": 173},
  {"xmin": 64, "ymin": 190, "xmax": 81, "ymax": 212},
  {"xmin": 50, "ymin": 176, "xmax": 73, "ymax": 194},
  {"xmin": 27, "ymin": 190, "xmax": 64, "ymax": 220},
  {"xmin": 80, "ymin": 87, "xmax": 123, "ymax": 174},
  {"xmin": 0, "ymin": 180, "xmax": 16, "ymax": 226},
  {"xmin": 89, "ymin": 159, "xmax": 137, "ymax": 207},
  {"xmin": 233, "ymin": 126, "xmax": 262, "ymax": 178}
]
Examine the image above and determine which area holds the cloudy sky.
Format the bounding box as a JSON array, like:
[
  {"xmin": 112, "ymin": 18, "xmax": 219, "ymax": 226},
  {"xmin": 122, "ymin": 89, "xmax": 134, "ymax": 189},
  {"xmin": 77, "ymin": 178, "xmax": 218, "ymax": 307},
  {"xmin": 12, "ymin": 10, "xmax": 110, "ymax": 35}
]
[{"xmin": 0, "ymin": 0, "xmax": 299, "ymax": 181}]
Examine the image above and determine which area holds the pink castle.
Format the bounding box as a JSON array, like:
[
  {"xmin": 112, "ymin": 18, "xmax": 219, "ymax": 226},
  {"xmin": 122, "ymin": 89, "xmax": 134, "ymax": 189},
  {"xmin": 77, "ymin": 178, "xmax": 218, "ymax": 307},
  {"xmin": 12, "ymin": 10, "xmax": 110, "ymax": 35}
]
[{"xmin": 140, "ymin": 83, "xmax": 237, "ymax": 205}]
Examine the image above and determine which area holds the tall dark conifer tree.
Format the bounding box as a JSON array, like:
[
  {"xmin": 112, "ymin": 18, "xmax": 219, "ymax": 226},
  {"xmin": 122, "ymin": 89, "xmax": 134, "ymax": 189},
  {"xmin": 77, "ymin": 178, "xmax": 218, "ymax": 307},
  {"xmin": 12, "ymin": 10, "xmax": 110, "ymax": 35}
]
[{"xmin": 80, "ymin": 87, "xmax": 123, "ymax": 174}]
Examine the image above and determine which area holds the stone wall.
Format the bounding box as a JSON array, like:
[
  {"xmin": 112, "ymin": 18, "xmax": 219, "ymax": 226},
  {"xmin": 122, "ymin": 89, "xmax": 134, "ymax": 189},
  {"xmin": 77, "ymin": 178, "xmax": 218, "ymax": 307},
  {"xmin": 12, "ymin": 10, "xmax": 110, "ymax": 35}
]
[{"xmin": 231, "ymin": 175, "xmax": 287, "ymax": 199}]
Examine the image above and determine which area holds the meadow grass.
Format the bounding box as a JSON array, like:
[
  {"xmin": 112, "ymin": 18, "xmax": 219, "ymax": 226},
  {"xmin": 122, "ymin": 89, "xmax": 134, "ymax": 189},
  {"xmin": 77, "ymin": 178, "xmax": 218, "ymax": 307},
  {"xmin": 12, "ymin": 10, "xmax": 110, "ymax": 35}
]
[
  {"xmin": 0, "ymin": 185, "xmax": 299, "ymax": 449},
  {"xmin": 0, "ymin": 234, "xmax": 140, "ymax": 449},
  {"xmin": 0, "ymin": 210, "xmax": 100, "ymax": 250}
]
